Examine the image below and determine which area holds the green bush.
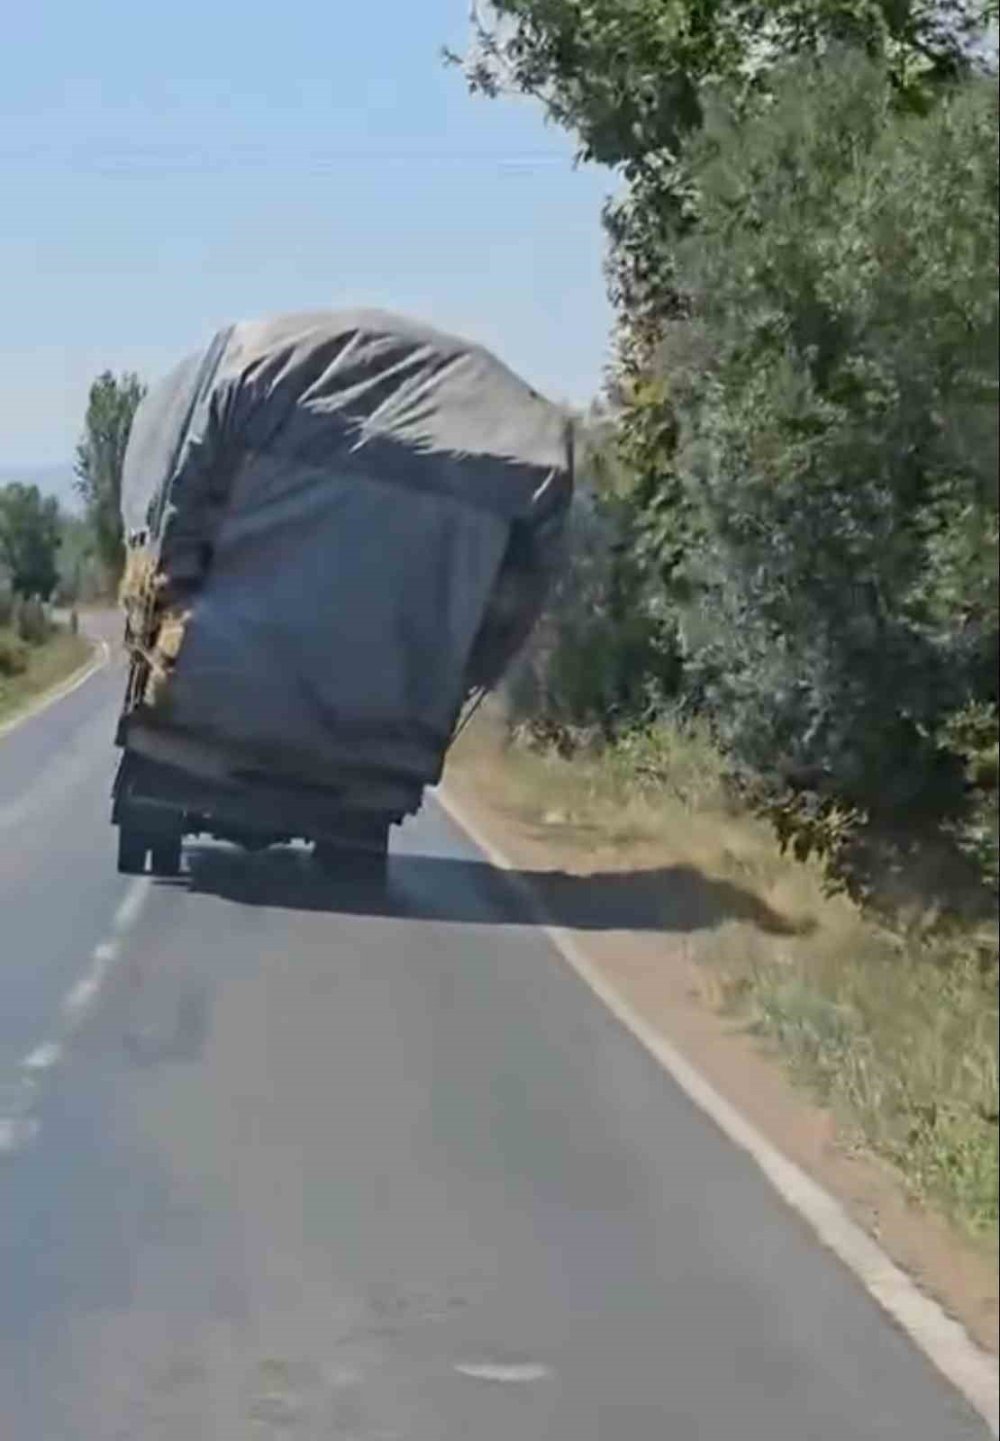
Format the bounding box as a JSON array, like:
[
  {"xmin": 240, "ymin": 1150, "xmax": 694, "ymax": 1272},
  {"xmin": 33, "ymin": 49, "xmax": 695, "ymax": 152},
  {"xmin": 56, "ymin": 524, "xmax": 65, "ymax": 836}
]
[
  {"xmin": 516, "ymin": 60, "xmax": 998, "ymax": 903},
  {"xmin": 0, "ymin": 631, "xmax": 29, "ymax": 678},
  {"xmin": 462, "ymin": 19, "xmax": 998, "ymax": 904},
  {"xmin": 657, "ymin": 59, "xmax": 998, "ymax": 869}
]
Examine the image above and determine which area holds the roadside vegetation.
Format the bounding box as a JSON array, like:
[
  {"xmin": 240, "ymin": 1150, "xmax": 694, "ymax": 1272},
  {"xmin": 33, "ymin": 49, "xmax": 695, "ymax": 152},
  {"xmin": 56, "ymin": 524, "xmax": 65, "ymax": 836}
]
[
  {"xmin": 0, "ymin": 367, "xmax": 144, "ymax": 723},
  {"xmin": 0, "ymin": 483, "xmax": 89, "ymax": 722},
  {"xmin": 450, "ymin": 711, "xmax": 998, "ymax": 1239},
  {"xmin": 453, "ymin": 3, "xmax": 999, "ymax": 1239},
  {"xmin": 0, "ymin": 591, "xmax": 91, "ymax": 726}
]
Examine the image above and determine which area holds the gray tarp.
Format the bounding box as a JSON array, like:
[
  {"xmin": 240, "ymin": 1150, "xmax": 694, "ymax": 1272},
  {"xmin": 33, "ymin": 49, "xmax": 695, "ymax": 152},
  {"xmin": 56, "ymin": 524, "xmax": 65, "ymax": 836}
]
[{"xmin": 121, "ymin": 309, "xmax": 573, "ymax": 799}]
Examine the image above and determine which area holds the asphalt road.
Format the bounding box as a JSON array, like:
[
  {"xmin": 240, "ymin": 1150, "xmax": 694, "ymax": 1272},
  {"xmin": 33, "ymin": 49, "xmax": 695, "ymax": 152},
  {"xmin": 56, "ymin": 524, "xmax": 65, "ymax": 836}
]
[{"xmin": 0, "ymin": 629, "xmax": 990, "ymax": 1440}]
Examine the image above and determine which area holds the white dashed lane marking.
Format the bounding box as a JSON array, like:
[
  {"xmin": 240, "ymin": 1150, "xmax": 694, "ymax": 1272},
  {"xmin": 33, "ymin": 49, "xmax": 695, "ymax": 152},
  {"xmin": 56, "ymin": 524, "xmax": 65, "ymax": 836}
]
[{"xmin": 0, "ymin": 875, "xmax": 152, "ymax": 1156}]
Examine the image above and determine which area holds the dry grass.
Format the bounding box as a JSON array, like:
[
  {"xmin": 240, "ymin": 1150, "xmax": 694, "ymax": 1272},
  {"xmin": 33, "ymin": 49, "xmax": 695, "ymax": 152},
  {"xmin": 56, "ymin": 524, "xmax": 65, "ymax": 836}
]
[
  {"xmin": 449, "ymin": 707, "xmax": 999, "ymax": 1241},
  {"xmin": 0, "ymin": 627, "xmax": 93, "ymax": 726}
]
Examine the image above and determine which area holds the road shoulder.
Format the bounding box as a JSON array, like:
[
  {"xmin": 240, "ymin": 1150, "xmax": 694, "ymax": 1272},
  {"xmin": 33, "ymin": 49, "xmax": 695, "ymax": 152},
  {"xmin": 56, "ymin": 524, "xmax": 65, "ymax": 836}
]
[
  {"xmin": 0, "ymin": 630, "xmax": 103, "ymax": 740},
  {"xmin": 440, "ymin": 745, "xmax": 999, "ymax": 1415}
]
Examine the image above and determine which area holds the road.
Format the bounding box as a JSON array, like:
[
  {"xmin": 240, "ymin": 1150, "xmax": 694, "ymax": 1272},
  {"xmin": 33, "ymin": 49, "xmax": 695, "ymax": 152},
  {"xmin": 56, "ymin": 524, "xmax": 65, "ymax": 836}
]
[{"xmin": 0, "ymin": 626, "xmax": 990, "ymax": 1440}]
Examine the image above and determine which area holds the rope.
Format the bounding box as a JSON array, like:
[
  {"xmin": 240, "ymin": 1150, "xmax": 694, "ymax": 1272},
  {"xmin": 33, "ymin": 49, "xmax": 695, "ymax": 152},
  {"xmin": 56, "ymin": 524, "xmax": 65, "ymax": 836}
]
[{"xmin": 453, "ymin": 686, "xmax": 488, "ymax": 743}]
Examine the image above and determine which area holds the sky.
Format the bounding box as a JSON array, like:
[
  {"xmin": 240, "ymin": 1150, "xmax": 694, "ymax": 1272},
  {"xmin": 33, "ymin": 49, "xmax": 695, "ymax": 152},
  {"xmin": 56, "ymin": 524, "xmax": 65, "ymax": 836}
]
[{"xmin": 1, "ymin": 0, "xmax": 615, "ymax": 481}]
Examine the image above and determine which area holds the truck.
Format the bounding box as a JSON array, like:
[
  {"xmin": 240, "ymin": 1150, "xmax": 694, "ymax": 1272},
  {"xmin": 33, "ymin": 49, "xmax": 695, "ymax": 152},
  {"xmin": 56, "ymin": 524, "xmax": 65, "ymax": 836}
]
[{"xmin": 111, "ymin": 309, "xmax": 574, "ymax": 881}]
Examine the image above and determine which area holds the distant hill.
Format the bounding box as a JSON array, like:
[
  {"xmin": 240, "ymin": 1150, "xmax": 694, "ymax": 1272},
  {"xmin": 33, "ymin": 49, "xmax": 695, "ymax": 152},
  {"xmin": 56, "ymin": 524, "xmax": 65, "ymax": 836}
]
[{"xmin": 0, "ymin": 463, "xmax": 82, "ymax": 515}]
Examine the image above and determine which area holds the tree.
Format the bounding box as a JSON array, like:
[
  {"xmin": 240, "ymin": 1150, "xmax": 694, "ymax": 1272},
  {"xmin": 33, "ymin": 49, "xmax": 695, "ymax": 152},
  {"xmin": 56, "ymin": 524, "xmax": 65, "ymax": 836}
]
[
  {"xmin": 452, "ymin": 2, "xmax": 998, "ymax": 601},
  {"xmin": 55, "ymin": 513, "xmax": 101, "ymax": 605},
  {"xmin": 0, "ymin": 483, "xmax": 62, "ymax": 600},
  {"xmin": 453, "ymin": 0, "xmax": 997, "ymax": 342},
  {"xmin": 75, "ymin": 371, "xmax": 146, "ymax": 585},
  {"xmin": 661, "ymin": 60, "xmax": 998, "ymax": 837},
  {"xmin": 456, "ymin": 0, "xmax": 993, "ymax": 166},
  {"xmin": 456, "ymin": 10, "xmax": 998, "ymax": 892}
]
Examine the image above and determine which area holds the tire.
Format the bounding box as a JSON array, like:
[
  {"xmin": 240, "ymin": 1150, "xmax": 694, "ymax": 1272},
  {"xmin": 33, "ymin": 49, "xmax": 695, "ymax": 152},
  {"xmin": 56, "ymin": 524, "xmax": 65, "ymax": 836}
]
[
  {"xmin": 117, "ymin": 827, "xmax": 148, "ymax": 876},
  {"xmin": 150, "ymin": 835, "xmax": 183, "ymax": 878}
]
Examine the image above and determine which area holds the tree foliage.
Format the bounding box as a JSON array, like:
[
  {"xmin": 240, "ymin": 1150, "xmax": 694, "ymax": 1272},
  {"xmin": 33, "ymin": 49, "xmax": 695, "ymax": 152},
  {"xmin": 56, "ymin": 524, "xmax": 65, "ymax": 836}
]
[
  {"xmin": 666, "ymin": 63, "xmax": 998, "ymax": 818},
  {"xmin": 662, "ymin": 63, "xmax": 995, "ymax": 882},
  {"xmin": 455, "ymin": 5, "xmax": 999, "ymax": 897},
  {"xmin": 460, "ymin": 0, "xmax": 991, "ymax": 160},
  {"xmin": 55, "ymin": 513, "xmax": 102, "ymax": 605},
  {"xmin": 456, "ymin": 0, "xmax": 996, "ymax": 341},
  {"xmin": 75, "ymin": 371, "xmax": 145, "ymax": 584},
  {"xmin": 0, "ymin": 482, "xmax": 62, "ymax": 600}
]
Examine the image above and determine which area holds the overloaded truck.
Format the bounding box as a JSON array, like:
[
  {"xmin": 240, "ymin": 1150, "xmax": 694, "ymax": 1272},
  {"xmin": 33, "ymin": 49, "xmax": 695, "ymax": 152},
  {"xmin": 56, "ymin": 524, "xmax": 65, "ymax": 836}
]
[{"xmin": 112, "ymin": 309, "xmax": 574, "ymax": 880}]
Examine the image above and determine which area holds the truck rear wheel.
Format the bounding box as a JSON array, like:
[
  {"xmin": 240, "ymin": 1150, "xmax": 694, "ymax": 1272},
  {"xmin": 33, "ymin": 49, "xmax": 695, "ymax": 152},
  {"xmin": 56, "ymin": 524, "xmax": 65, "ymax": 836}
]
[
  {"xmin": 117, "ymin": 827, "xmax": 148, "ymax": 876},
  {"xmin": 150, "ymin": 835, "xmax": 183, "ymax": 878}
]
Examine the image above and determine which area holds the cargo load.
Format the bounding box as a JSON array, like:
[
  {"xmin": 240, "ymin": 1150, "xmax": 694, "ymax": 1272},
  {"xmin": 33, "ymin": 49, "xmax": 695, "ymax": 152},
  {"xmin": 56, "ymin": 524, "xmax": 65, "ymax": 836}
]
[{"xmin": 112, "ymin": 308, "xmax": 573, "ymax": 877}]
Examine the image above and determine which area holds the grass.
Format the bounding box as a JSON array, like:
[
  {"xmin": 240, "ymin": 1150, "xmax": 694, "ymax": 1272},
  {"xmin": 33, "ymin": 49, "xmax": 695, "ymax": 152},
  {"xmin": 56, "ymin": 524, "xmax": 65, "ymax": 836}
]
[
  {"xmin": 721, "ymin": 923, "xmax": 998, "ymax": 1237},
  {"xmin": 0, "ymin": 626, "xmax": 93, "ymax": 727},
  {"xmin": 449, "ymin": 707, "xmax": 999, "ymax": 1241}
]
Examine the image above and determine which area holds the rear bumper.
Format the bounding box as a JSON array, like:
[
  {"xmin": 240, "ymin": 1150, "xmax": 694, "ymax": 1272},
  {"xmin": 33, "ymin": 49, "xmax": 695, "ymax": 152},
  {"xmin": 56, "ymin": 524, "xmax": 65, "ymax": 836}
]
[{"xmin": 112, "ymin": 747, "xmax": 412, "ymax": 852}]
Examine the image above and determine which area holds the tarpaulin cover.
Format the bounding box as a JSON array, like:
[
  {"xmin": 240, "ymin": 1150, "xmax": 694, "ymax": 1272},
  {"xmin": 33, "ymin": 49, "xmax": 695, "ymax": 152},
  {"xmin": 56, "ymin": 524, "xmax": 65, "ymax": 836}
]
[{"xmin": 120, "ymin": 309, "xmax": 573, "ymax": 797}]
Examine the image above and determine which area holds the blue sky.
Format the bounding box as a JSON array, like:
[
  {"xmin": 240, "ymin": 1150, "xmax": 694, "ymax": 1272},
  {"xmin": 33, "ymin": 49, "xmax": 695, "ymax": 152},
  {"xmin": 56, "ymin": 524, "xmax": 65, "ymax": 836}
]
[{"xmin": 1, "ymin": 0, "xmax": 615, "ymax": 475}]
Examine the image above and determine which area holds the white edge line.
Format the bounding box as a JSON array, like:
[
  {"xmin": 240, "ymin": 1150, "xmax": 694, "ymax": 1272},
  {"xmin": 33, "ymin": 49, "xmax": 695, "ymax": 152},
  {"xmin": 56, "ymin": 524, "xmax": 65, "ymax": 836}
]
[
  {"xmin": 436, "ymin": 785, "xmax": 1000, "ymax": 1436},
  {"xmin": 0, "ymin": 637, "xmax": 110, "ymax": 742}
]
